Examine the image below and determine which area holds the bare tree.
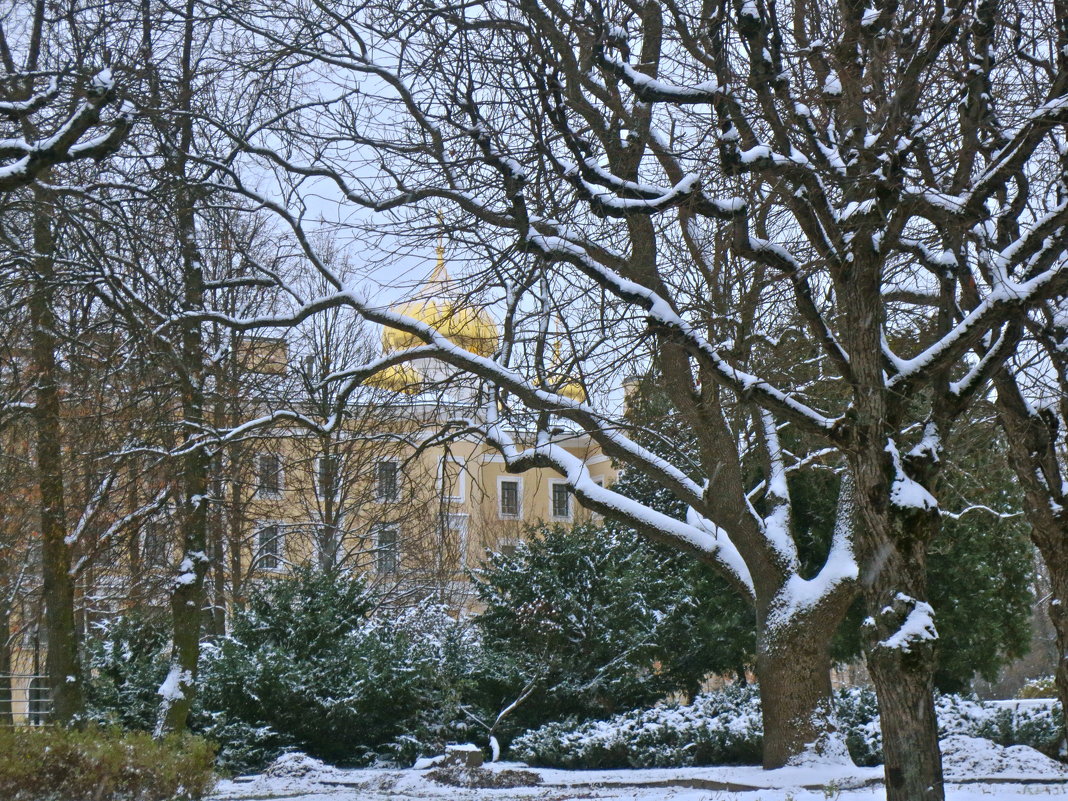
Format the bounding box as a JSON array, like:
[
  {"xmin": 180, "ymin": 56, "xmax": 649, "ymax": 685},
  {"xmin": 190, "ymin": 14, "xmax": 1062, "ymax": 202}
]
[
  {"xmin": 0, "ymin": 0, "xmax": 134, "ymax": 724},
  {"xmin": 204, "ymin": 0, "xmax": 1068, "ymax": 795}
]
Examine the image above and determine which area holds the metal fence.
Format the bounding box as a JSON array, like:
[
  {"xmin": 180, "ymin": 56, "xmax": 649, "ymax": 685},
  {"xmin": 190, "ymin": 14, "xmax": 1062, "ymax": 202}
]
[{"xmin": 0, "ymin": 674, "xmax": 51, "ymax": 724}]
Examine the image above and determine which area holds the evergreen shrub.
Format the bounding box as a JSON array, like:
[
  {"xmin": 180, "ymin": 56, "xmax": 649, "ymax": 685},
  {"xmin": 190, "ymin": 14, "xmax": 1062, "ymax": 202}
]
[
  {"xmin": 514, "ymin": 685, "xmax": 1065, "ymax": 768},
  {"xmin": 475, "ymin": 524, "xmax": 753, "ymax": 738},
  {"xmin": 0, "ymin": 726, "xmax": 215, "ymax": 801},
  {"xmin": 198, "ymin": 566, "xmax": 484, "ymax": 769},
  {"xmin": 511, "ymin": 685, "xmax": 763, "ymax": 768}
]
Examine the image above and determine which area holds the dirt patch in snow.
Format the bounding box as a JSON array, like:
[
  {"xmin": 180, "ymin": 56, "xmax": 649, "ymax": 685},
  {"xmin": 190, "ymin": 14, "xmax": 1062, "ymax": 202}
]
[{"xmin": 427, "ymin": 765, "xmax": 543, "ymax": 789}]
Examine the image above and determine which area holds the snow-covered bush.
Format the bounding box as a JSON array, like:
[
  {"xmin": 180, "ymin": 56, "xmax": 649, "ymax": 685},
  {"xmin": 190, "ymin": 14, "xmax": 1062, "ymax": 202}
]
[
  {"xmin": 514, "ymin": 685, "xmax": 1065, "ymax": 769},
  {"xmin": 511, "ymin": 685, "xmax": 763, "ymax": 768},
  {"xmin": 974, "ymin": 703, "xmax": 1065, "ymax": 759},
  {"xmin": 474, "ymin": 523, "xmax": 753, "ymax": 736},
  {"xmin": 836, "ymin": 687, "xmax": 1065, "ymax": 765},
  {"xmin": 1018, "ymin": 676, "xmax": 1058, "ymax": 699},
  {"xmin": 199, "ymin": 566, "xmax": 485, "ymax": 769},
  {"xmin": 83, "ymin": 611, "xmax": 172, "ymax": 731}
]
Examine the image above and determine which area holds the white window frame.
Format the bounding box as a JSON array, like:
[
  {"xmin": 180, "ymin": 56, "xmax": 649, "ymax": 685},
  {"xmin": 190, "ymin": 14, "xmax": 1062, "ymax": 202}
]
[
  {"xmin": 256, "ymin": 521, "xmax": 285, "ymax": 572},
  {"xmin": 438, "ymin": 456, "xmax": 466, "ymax": 504},
  {"xmin": 375, "ymin": 459, "xmax": 400, "ymax": 502},
  {"xmin": 142, "ymin": 519, "xmax": 169, "ymax": 569},
  {"xmin": 374, "ymin": 523, "xmax": 400, "ymax": 575},
  {"xmin": 497, "ymin": 475, "xmax": 523, "ymax": 519},
  {"xmin": 591, "ymin": 475, "xmax": 605, "ymax": 522},
  {"xmin": 445, "ymin": 512, "xmax": 470, "ymax": 569},
  {"xmin": 548, "ymin": 479, "xmax": 573, "ymax": 521},
  {"xmin": 255, "ymin": 452, "xmax": 283, "ymax": 499}
]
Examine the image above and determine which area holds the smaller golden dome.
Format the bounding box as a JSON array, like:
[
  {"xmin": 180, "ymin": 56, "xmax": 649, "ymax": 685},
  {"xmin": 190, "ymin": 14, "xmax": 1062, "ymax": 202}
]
[
  {"xmin": 556, "ymin": 379, "xmax": 587, "ymax": 403},
  {"xmin": 365, "ymin": 362, "xmax": 423, "ymax": 394},
  {"xmin": 546, "ymin": 338, "xmax": 586, "ymax": 403}
]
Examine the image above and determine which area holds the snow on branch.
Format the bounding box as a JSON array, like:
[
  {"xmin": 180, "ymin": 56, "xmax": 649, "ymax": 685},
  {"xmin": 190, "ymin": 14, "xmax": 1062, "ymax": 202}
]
[{"xmin": 596, "ymin": 52, "xmax": 720, "ymax": 104}]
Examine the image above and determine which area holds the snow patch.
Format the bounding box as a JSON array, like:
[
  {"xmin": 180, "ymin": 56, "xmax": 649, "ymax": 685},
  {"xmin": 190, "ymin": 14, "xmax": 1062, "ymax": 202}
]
[
  {"xmin": 941, "ymin": 735, "xmax": 1068, "ymax": 780},
  {"xmin": 157, "ymin": 665, "xmax": 191, "ymax": 701},
  {"xmin": 878, "ymin": 597, "xmax": 937, "ymax": 652}
]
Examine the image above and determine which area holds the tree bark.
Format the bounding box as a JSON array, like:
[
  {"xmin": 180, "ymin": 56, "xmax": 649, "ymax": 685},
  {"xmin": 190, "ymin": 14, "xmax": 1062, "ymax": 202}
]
[
  {"xmin": 152, "ymin": 0, "xmax": 211, "ymax": 737},
  {"xmin": 29, "ymin": 183, "xmax": 83, "ymax": 725},
  {"xmin": 1049, "ymin": 567, "xmax": 1068, "ymax": 748},
  {"xmin": 756, "ymin": 619, "xmax": 842, "ymax": 769},
  {"xmin": 856, "ymin": 505, "xmax": 944, "ymax": 801},
  {"xmin": 994, "ymin": 376, "xmax": 1068, "ymax": 747},
  {"xmin": 865, "ymin": 593, "xmax": 943, "ymax": 801}
]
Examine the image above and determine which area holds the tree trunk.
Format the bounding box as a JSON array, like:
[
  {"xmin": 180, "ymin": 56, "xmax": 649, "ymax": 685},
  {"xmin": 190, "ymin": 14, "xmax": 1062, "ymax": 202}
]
[
  {"xmin": 1047, "ymin": 567, "xmax": 1068, "ymax": 749},
  {"xmin": 858, "ymin": 511, "xmax": 944, "ymax": 801},
  {"xmin": 992, "ymin": 376, "xmax": 1068, "ymax": 748},
  {"xmin": 757, "ymin": 620, "xmax": 843, "ymax": 769},
  {"xmin": 153, "ymin": 0, "xmax": 210, "ymax": 737},
  {"xmin": 866, "ymin": 627, "xmax": 943, "ymax": 800},
  {"xmin": 29, "ymin": 184, "xmax": 83, "ymax": 726}
]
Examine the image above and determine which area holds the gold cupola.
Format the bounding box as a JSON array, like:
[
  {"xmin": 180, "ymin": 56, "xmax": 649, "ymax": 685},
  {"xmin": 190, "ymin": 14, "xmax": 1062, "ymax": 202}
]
[
  {"xmin": 546, "ymin": 336, "xmax": 587, "ymax": 403},
  {"xmin": 380, "ymin": 236, "xmax": 500, "ymax": 359}
]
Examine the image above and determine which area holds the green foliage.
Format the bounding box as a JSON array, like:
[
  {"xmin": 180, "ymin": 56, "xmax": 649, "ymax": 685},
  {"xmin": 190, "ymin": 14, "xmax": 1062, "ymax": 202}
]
[
  {"xmin": 974, "ymin": 703, "xmax": 1065, "ymax": 758},
  {"xmin": 1018, "ymin": 676, "xmax": 1058, "ymax": 699},
  {"xmin": 474, "ymin": 523, "xmax": 753, "ymax": 737},
  {"xmin": 927, "ymin": 514, "xmax": 1033, "ymax": 692},
  {"xmin": 84, "ymin": 611, "xmax": 172, "ymax": 731},
  {"xmin": 0, "ymin": 726, "xmax": 215, "ymax": 801},
  {"xmin": 514, "ymin": 686, "xmax": 1064, "ymax": 769},
  {"xmin": 511, "ymin": 685, "xmax": 763, "ymax": 769},
  {"xmin": 835, "ymin": 687, "xmax": 1064, "ymax": 765},
  {"xmin": 198, "ymin": 565, "xmax": 482, "ymax": 769}
]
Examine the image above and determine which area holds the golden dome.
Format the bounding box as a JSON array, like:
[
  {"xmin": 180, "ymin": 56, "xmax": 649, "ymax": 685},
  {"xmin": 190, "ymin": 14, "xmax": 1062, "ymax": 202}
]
[
  {"xmin": 380, "ymin": 242, "xmax": 499, "ymax": 359},
  {"xmin": 366, "ymin": 362, "xmax": 423, "ymax": 394}
]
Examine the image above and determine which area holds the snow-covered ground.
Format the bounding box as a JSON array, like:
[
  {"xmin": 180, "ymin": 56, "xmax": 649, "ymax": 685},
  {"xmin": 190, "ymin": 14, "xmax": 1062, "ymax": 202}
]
[{"xmin": 211, "ymin": 737, "xmax": 1068, "ymax": 801}]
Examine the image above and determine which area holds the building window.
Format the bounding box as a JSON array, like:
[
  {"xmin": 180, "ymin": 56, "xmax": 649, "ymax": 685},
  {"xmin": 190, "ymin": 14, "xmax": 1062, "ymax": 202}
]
[
  {"xmin": 591, "ymin": 475, "xmax": 605, "ymax": 522},
  {"xmin": 498, "ymin": 478, "xmax": 522, "ymax": 519},
  {"xmin": 315, "ymin": 455, "xmax": 339, "ymax": 499},
  {"xmin": 445, "ymin": 513, "xmax": 469, "ymax": 569},
  {"xmin": 142, "ymin": 520, "xmax": 168, "ymax": 568},
  {"xmin": 550, "ymin": 480, "xmax": 572, "ymax": 521},
  {"xmin": 376, "ymin": 460, "xmax": 399, "ymax": 501},
  {"xmin": 439, "ymin": 457, "xmax": 465, "ymax": 503},
  {"xmin": 257, "ymin": 523, "xmax": 283, "ymax": 571},
  {"xmin": 498, "ymin": 538, "xmax": 520, "ymax": 559},
  {"xmin": 375, "ymin": 524, "xmax": 399, "ymax": 575},
  {"xmin": 256, "ymin": 453, "xmax": 282, "ymax": 498},
  {"xmin": 315, "ymin": 523, "xmax": 340, "ymax": 568}
]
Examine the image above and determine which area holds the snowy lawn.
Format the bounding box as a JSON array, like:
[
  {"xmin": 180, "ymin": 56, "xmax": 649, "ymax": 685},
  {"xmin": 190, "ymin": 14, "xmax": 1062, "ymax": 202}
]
[{"xmin": 211, "ymin": 738, "xmax": 1068, "ymax": 801}]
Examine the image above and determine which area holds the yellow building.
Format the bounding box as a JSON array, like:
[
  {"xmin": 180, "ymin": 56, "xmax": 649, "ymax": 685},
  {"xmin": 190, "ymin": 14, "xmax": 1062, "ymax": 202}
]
[
  {"xmin": 241, "ymin": 247, "xmax": 613, "ymax": 609},
  {"xmin": 2, "ymin": 248, "xmax": 615, "ymax": 722}
]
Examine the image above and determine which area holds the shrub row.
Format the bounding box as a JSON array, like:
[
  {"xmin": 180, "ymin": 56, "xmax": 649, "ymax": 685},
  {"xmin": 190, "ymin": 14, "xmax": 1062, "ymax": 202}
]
[
  {"xmin": 514, "ymin": 685, "xmax": 1064, "ymax": 769},
  {"xmin": 0, "ymin": 726, "xmax": 216, "ymax": 801}
]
